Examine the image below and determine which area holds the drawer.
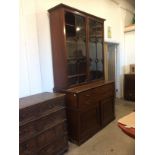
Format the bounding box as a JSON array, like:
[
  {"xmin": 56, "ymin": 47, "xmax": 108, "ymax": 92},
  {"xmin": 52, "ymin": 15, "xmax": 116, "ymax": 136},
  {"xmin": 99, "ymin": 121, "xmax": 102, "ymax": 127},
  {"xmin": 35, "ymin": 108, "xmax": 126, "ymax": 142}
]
[
  {"xmin": 37, "ymin": 121, "xmax": 67, "ymax": 150},
  {"xmin": 38, "ymin": 136, "xmax": 68, "ymax": 155},
  {"xmin": 20, "ymin": 138, "xmax": 37, "ymax": 155},
  {"xmin": 20, "ymin": 122, "xmax": 67, "ymax": 155},
  {"xmin": 78, "ymin": 90, "xmax": 97, "ymax": 108},
  {"xmin": 93, "ymin": 84, "xmax": 114, "ymax": 99},
  {"xmin": 37, "ymin": 98, "xmax": 65, "ymax": 113},
  {"xmin": 79, "ymin": 90, "xmax": 93, "ymax": 101},
  {"xmin": 20, "ymin": 108, "xmax": 66, "ymax": 143},
  {"xmin": 78, "ymin": 84, "xmax": 114, "ymax": 109},
  {"xmin": 20, "ymin": 98, "xmax": 65, "ymax": 123}
]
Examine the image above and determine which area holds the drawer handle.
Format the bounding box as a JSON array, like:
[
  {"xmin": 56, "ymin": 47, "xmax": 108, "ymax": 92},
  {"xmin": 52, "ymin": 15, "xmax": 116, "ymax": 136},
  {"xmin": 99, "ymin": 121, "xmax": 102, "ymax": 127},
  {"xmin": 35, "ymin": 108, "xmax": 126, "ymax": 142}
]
[{"xmin": 85, "ymin": 94, "xmax": 90, "ymax": 97}]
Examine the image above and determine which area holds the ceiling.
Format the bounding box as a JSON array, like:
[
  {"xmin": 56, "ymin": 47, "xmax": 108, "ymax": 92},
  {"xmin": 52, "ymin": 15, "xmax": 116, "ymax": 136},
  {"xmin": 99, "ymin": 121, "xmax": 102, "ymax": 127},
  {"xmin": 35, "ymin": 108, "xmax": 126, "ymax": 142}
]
[
  {"xmin": 126, "ymin": 0, "xmax": 135, "ymax": 7},
  {"xmin": 112, "ymin": 0, "xmax": 135, "ymax": 8}
]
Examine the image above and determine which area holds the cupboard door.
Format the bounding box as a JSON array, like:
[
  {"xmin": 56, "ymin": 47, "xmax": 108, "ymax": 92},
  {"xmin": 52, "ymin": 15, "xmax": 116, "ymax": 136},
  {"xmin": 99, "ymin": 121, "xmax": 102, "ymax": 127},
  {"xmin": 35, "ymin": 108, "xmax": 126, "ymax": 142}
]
[
  {"xmin": 89, "ymin": 19, "xmax": 104, "ymax": 80},
  {"xmin": 79, "ymin": 104, "xmax": 101, "ymax": 143},
  {"xmin": 65, "ymin": 12, "xmax": 87, "ymax": 86},
  {"xmin": 100, "ymin": 97, "xmax": 115, "ymax": 127}
]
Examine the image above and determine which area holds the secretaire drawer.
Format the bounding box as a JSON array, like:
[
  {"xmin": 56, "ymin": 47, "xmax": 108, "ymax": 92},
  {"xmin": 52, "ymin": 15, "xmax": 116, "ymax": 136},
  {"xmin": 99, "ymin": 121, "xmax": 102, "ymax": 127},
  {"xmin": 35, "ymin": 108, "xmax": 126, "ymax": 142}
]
[
  {"xmin": 78, "ymin": 90, "xmax": 97, "ymax": 108},
  {"xmin": 93, "ymin": 84, "xmax": 114, "ymax": 98}
]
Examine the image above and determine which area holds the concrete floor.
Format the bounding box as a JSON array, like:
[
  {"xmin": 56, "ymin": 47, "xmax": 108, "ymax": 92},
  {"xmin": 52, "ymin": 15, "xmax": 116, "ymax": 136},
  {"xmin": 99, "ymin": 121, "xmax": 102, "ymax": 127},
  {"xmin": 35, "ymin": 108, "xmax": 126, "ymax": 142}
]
[{"xmin": 65, "ymin": 98, "xmax": 135, "ymax": 155}]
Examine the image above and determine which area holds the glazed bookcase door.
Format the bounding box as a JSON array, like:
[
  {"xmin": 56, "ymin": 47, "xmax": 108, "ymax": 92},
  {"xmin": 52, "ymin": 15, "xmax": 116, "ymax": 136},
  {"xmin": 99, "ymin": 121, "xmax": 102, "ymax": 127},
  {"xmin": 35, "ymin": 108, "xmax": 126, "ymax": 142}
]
[
  {"xmin": 65, "ymin": 12, "xmax": 87, "ymax": 86},
  {"xmin": 89, "ymin": 19, "xmax": 104, "ymax": 80}
]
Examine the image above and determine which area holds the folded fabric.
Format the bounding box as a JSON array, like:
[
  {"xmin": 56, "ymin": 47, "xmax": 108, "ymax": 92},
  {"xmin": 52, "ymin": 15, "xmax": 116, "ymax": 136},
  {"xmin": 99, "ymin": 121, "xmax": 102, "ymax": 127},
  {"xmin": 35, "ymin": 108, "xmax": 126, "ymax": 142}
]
[{"xmin": 118, "ymin": 112, "xmax": 135, "ymax": 128}]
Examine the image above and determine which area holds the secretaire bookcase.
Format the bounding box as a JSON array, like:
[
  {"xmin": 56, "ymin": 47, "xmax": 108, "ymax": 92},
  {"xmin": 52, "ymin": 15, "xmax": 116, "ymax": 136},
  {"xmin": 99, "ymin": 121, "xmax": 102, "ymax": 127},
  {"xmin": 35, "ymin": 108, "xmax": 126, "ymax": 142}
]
[{"xmin": 48, "ymin": 4, "xmax": 115, "ymax": 145}]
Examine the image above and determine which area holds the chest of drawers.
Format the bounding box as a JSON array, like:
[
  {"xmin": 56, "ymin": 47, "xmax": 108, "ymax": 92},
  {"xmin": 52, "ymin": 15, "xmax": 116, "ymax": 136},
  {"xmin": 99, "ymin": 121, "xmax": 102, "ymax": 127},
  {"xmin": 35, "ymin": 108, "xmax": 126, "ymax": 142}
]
[
  {"xmin": 19, "ymin": 92, "xmax": 68, "ymax": 155},
  {"xmin": 124, "ymin": 74, "xmax": 135, "ymax": 101},
  {"xmin": 65, "ymin": 80, "xmax": 115, "ymax": 145}
]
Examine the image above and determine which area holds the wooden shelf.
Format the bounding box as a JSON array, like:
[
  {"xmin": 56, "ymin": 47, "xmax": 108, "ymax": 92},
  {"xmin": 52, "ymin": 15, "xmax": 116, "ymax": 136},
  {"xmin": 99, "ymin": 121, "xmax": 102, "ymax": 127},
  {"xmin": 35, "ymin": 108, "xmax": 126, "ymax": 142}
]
[
  {"xmin": 67, "ymin": 57, "xmax": 86, "ymax": 61},
  {"xmin": 66, "ymin": 23, "xmax": 75, "ymax": 27},
  {"xmin": 68, "ymin": 73, "xmax": 86, "ymax": 78},
  {"xmin": 124, "ymin": 24, "xmax": 135, "ymax": 32}
]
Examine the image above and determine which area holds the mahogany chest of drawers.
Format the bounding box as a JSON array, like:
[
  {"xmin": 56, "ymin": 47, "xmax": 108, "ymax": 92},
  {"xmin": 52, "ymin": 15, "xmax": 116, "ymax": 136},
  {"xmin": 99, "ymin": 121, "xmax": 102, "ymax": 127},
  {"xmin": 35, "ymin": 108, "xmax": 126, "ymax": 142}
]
[
  {"xmin": 124, "ymin": 74, "xmax": 135, "ymax": 101},
  {"xmin": 19, "ymin": 92, "xmax": 68, "ymax": 155},
  {"xmin": 65, "ymin": 80, "xmax": 115, "ymax": 145}
]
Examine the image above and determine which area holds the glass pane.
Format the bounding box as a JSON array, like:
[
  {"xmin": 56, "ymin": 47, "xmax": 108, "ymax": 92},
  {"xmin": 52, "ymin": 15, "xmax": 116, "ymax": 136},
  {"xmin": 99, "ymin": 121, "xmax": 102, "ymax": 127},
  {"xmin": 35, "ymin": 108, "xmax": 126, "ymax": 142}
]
[
  {"xmin": 66, "ymin": 25, "xmax": 76, "ymax": 37},
  {"xmin": 79, "ymin": 75, "xmax": 86, "ymax": 83},
  {"xmin": 75, "ymin": 15, "xmax": 87, "ymax": 83},
  {"xmin": 65, "ymin": 11, "xmax": 87, "ymax": 85},
  {"xmin": 75, "ymin": 15, "xmax": 86, "ymax": 41},
  {"xmin": 89, "ymin": 19, "xmax": 104, "ymax": 80},
  {"xmin": 89, "ymin": 43, "xmax": 97, "ymax": 80},
  {"xmin": 78, "ymin": 57, "xmax": 87, "ymax": 74},
  {"xmin": 68, "ymin": 77, "xmax": 78, "ymax": 85},
  {"xmin": 76, "ymin": 39, "xmax": 86, "ymax": 57},
  {"xmin": 65, "ymin": 12, "xmax": 75, "ymax": 25},
  {"xmin": 96, "ymin": 42, "xmax": 103, "ymax": 78},
  {"xmin": 89, "ymin": 20, "xmax": 96, "ymax": 39},
  {"xmin": 96, "ymin": 22, "xmax": 103, "ymax": 79},
  {"xmin": 66, "ymin": 40, "xmax": 76, "ymax": 58},
  {"xmin": 95, "ymin": 22, "xmax": 103, "ymax": 38},
  {"xmin": 67, "ymin": 59, "xmax": 77, "ymax": 76}
]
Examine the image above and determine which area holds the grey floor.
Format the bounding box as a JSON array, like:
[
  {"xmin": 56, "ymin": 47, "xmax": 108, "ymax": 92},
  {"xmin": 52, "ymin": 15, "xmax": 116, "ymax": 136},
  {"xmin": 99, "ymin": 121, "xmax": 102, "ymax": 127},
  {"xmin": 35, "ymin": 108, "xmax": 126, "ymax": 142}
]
[{"xmin": 65, "ymin": 98, "xmax": 135, "ymax": 155}]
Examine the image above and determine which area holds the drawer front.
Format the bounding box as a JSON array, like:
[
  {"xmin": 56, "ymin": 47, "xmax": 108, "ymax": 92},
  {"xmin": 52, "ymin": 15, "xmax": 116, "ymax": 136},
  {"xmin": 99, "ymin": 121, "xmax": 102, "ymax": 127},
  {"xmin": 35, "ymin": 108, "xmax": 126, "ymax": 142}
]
[
  {"xmin": 20, "ymin": 108, "xmax": 66, "ymax": 143},
  {"xmin": 20, "ymin": 138, "xmax": 37, "ymax": 155},
  {"xmin": 20, "ymin": 97, "xmax": 65, "ymax": 123},
  {"xmin": 37, "ymin": 98, "xmax": 65, "ymax": 114},
  {"xmin": 78, "ymin": 83, "xmax": 114, "ymax": 109},
  {"xmin": 78, "ymin": 89, "xmax": 97, "ymax": 108},
  {"xmin": 37, "ymin": 121, "xmax": 67, "ymax": 148},
  {"xmin": 38, "ymin": 136, "xmax": 68, "ymax": 155},
  {"xmin": 93, "ymin": 84, "xmax": 114, "ymax": 99},
  {"xmin": 20, "ymin": 122, "xmax": 67, "ymax": 155}
]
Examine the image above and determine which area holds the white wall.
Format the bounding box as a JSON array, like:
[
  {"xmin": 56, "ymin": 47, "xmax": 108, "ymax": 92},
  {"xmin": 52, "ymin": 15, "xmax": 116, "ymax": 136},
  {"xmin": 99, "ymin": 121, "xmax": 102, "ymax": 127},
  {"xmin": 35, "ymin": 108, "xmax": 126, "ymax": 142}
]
[
  {"xmin": 20, "ymin": 0, "xmax": 42, "ymax": 97},
  {"xmin": 19, "ymin": 0, "xmax": 134, "ymax": 98},
  {"xmin": 124, "ymin": 30, "xmax": 135, "ymax": 73}
]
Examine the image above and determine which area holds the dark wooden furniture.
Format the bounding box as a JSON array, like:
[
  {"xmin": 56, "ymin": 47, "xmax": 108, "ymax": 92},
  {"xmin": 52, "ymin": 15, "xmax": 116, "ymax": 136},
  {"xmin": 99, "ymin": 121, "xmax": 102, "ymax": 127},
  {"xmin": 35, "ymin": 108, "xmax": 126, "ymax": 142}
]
[
  {"xmin": 65, "ymin": 80, "xmax": 115, "ymax": 145},
  {"xmin": 124, "ymin": 74, "xmax": 135, "ymax": 101},
  {"xmin": 19, "ymin": 92, "xmax": 68, "ymax": 155},
  {"xmin": 48, "ymin": 4, "xmax": 115, "ymax": 145},
  {"xmin": 48, "ymin": 4, "xmax": 105, "ymax": 91}
]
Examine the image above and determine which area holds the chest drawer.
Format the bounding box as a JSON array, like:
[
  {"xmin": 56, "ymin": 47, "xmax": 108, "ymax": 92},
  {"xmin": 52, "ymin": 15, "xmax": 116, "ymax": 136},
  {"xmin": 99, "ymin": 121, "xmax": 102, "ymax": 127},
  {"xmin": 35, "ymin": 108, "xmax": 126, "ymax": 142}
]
[
  {"xmin": 20, "ymin": 121, "xmax": 67, "ymax": 155},
  {"xmin": 19, "ymin": 98, "xmax": 65, "ymax": 123},
  {"xmin": 20, "ymin": 107, "xmax": 66, "ymax": 143},
  {"xmin": 38, "ymin": 136, "xmax": 68, "ymax": 155},
  {"xmin": 20, "ymin": 137, "xmax": 37, "ymax": 155},
  {"xmin": 19, "ymin": 92, "xmax": 68, "ymax": 155}
]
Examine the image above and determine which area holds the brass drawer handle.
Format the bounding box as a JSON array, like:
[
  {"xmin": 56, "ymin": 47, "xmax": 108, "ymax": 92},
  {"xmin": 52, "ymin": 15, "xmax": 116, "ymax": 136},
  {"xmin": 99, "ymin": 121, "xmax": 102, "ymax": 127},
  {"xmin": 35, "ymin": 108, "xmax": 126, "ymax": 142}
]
[{"xmin": 85, "ymin": 94, "xmax": 90, "ymax": 97}]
